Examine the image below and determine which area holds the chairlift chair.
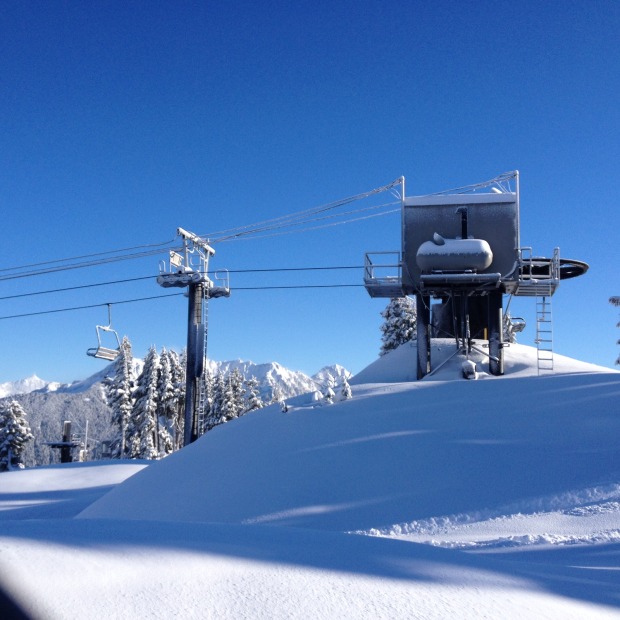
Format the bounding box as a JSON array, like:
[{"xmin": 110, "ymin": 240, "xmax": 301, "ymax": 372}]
[{"xmin": 86, "ymin": 304, "xmax": 122, "ymax": 361}]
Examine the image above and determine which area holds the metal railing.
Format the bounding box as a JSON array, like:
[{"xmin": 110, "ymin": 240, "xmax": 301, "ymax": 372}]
[{"xmin": 363, "ymin": 252, "xmax": 403, "ymax": 298}]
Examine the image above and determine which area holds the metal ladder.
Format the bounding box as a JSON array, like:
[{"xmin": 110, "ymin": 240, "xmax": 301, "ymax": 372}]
[{"xmin": 535, "ymin": 291, "xmax": 554, "ymax": 375}]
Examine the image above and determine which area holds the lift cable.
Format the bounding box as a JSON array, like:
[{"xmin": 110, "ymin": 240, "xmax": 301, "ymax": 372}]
[
  {"xmin": 0, "ymin": 265, "xmax": 368, "ymax": 301},
  {"xmin": 0, "ymin": 181, "xmax": 401, "ymax": 281},
  {"xmin": 428, "ymin": 171, "xmax": 517, "ymax": 196},
  {"xmin": 0, "ymin": 283, "xmax": 367, "ymax": 321},
  {"xmin": 0, "ymin": 292, "xmax": 184, "ymax": 320},
  {"xmin": 210, "ymin": 205, "xmax": 401, "ymax": 244},
  {"xmin": 201, "ymin": 179, "xmax": 402, "ymax": 242},
  {"xmin": 0, "ymin": 238, "xmax": 176, "ymax": 277},
  {"xmin": 0, "ymin": 246, "xmax": 178, "ymax": 283},
  {"xmin": 0, "ymin": 275, "xmax": 157, "ymax": 301}
]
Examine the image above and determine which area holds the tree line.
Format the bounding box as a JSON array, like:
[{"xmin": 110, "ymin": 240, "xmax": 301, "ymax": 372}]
[{"xmin": 106, "ymin": 337, "xmax": 281, "ymax": 460}]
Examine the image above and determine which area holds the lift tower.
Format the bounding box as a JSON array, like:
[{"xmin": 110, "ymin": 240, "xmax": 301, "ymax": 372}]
[{"xmin": 157, "ymin": 228, "xmax": 230, "ymax": 446}]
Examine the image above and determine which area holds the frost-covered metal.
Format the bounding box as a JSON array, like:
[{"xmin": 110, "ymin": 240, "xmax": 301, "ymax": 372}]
[{"xmin": 363, "ymin": 171, "xmax": 588, "ymax": 379}]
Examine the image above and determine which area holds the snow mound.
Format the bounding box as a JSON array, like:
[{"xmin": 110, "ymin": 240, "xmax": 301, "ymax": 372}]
[
  {"xmin": 351, "ymin": 340, "xmax": 616, "ymax": 384},
  {"xmin": 79, "ymin": 345, "xmax": 620, "ymax": 535}
]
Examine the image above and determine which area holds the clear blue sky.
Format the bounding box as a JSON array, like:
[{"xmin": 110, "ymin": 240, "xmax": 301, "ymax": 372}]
[{"xmin": 1, "ymin": 0, "xmax": 618, "ymax": 383}]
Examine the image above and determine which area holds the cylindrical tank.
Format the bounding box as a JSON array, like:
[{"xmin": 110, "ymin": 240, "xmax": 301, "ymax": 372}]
[{"xmin": 416, "ymin": 234, "xmax": 493, "ymax": 273}]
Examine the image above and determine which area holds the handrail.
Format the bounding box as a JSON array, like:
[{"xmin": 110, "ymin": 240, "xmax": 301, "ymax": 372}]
[{"xmin": 364, "ymin": 252, "xmax": 401, "ymax": 281}]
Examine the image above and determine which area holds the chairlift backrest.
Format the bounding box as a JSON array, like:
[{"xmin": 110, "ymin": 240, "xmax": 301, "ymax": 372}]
[{"xmin": 86, "ymin": 305, "xmax": 122, "ymax": 361}]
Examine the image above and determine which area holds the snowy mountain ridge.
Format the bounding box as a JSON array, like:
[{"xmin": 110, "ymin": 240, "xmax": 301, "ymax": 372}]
[
  {"xmin": 0, "ymin": 374, "xmax": 51, "ymax": 399},
  {"xmin": 0, "ymin": 359, "xmax": 350, "ymax": 401}
]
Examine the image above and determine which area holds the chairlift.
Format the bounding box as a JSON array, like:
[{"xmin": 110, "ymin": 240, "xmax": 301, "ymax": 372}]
[{"xmin": 86, "ymin": 304, "xmax": 122, "ymax": 361}]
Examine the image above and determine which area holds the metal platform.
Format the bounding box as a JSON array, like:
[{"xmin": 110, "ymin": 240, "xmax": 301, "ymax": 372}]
[
  {"xmin": 157, "ymin": 271, "xmax": 211, "ymax": 288},
  {"xmin": 363, "ymin": 252, "xmax": 403, "ymax": 298},
  {"xmin": 508, "ymin": 247, "xmax": 561, "ymax": 297}
]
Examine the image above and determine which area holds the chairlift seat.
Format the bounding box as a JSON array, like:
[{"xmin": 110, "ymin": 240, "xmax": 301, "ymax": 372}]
[
  {"xmin": 87, "ymin": 346, "xmax": 120, "ymax": 361},
  {"xmin": 87, "ymin": 308, "xmax": 122, "ymax": 362}
]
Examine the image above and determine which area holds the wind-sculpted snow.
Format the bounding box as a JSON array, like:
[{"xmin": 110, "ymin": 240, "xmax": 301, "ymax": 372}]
[{"xmin": 359, "ymin": 483, "xmax": 620, "ymax": 550}]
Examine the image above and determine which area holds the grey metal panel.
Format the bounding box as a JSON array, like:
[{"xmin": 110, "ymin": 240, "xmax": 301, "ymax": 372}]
[{"xmin": 402, "ymin": 193, "xmax": 519, "ymax": 292}]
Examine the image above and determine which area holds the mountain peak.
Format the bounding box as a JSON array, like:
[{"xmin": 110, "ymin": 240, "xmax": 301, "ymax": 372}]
[{"xmin": 0, "ymin": 374, "xmax": 50, "ymax": 399}]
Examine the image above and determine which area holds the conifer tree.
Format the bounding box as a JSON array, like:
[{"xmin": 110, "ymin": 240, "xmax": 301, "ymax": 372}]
[
  {"xmin": 380, "ymin": 296, "xmax": 417, "ymax": 356},
  {"xmin": 198, "ymin": 371, "xmax": 214, "ymax": 436},
  {"xmin": 168, "ymin": 349, "xmax": 186, "ymax": 450},
  {"xmin": 338, "ymin": 375, "xmax": 353, "ymax": 401},
  {"xmin": 322, "ymin": 384, "xmax": 335, "ymax": 405},
  {"xmin": 204, "ymin": 371, "xmax": 225, "ymax": 432},
  {"xmin": 104, "ymin": 336, "xmax": 135, "ymax": 458},
  {"xmin": 270, "ymin": 385, "xmax": 284, "ymax": 406},
  {"xmin": 230, "ymin": 369, "xmax": 246, "ymax": 417},
  {"xmin": 129, "ymin": 346, "xmax": 161, "ymax": 459},
  {"xmin": 270, "ymin": 385, "xmax": 289, "ymax": 412},
  {"xmin": 220, "ymin": 369, "xmax": 244, "ymax": 423},
  {"xmin": 243, "ymin": 376, "xmax": 264, "ymax": 413},
  {"xmin": 156, "ymin": 347, "xmax": 175, "ymax": 455},
  {"xmin": 0, "ymin": 400, "xmax": 33, "ymax": 471}
]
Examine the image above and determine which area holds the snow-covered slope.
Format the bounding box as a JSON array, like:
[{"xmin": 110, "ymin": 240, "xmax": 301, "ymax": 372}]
[
  {"xmin": 2, "ymin": 343, "xmax": 619, "ymax": 619},
  {"xmin": 80, "ymin": 342, "xmax": 619, "ymax": 533}
]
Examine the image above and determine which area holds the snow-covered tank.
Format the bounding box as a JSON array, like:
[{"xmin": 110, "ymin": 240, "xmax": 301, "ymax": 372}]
[{"xmin": 416, "ymin": 234, "xmax": 493, "ymax": 273}]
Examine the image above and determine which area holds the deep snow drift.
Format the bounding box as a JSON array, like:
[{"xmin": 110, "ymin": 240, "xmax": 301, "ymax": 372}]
[{"xmin": 1, "ymin": 342, "xmax": 619, "ymax": 619}]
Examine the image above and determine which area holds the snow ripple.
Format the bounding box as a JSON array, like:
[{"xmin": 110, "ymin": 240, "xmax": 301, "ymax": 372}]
[{"xmin": 355, "ymin": 483, "xmax": 620, "ymax": 551}]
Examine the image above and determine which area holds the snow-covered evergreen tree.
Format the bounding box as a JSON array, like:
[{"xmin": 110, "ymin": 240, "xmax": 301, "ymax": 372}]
[
  {"xmin": 338, "ymin": 375, "xmax": 352, "ymax": 401},
  {"xmin": 270, "ymin": 385, "xmax": 284, "ymax": 406},
  {"xmin": 322, "ymin": 384, "xmax": 335, "ymax": 405},
  {"xmin": 243, "ymin": 376, "xmax": 264, "ymax": 413},
  {"xmin": 104, "ymin": 336, "xmax": 135, "ymax": 459},
  {"xmin": 204, "ymin": 371, "xmax": 225, "ymax": 432},
  {"xmin": 0, "ymin": 399, "xmax": 33, "ymax": 471},
  {"xmin": 380, "ymin": 296, "xmax": 417, "ymax": 356},
  {"xmin": 611, "ymin": 296, "xmax": 620, "ymax": 365},
  {"xmin": 220, "ymin": 369, "xmax": 244, "ymax": 423},
  {"xmin": 129, "ymin": 346, "xmax": 161, "ymax": 460},
  {"xmin": 321, "ymin": 376, "xmax": 336, "ymax": 405},
  {"xmin": 156, "ymin": 348, "xmax": 175, "ymax": 455},
  {"xmin": 203, "ymin": 369, "xmax": 257, "ymax": 431},
  {"xmin": 168, "ymin": 349, "xmax": 186, "ymax": 450}
]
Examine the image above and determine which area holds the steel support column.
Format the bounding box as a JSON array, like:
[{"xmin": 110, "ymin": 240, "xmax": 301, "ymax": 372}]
[
  {"xmin": 183, "ymin": 282, "xmax": 204, "ymax": 446},
  {"xmin": 416, "ymin": 293, "xmax": 431, "ymax": 379},
  {"xmin": 488, "ymin": 290, "xmax": 504, "ymax": 376}
]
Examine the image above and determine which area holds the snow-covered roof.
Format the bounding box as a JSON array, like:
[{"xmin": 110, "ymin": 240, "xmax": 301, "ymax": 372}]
[{"xmin": 404, "ymin": 192, "xmax": 517, "ymax": 207}]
